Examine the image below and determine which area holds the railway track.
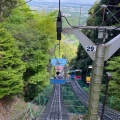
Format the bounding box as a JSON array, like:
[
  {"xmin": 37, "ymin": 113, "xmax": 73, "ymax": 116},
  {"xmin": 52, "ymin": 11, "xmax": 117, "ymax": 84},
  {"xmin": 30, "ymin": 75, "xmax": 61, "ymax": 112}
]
[
  {"xmin": 71, "ymin": 81, "xmax": 120, "ymax": 120},
  {"xmin": 38, "ymin": 84, "xmax": 69, "ymax": 120}
]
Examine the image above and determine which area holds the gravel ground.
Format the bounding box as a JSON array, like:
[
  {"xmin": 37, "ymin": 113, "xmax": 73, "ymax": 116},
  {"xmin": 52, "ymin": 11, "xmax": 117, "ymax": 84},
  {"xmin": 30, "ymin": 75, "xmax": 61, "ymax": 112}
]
[{"xmin": 69, "ymin": 114, "xmax": 86, "ymax": 120}]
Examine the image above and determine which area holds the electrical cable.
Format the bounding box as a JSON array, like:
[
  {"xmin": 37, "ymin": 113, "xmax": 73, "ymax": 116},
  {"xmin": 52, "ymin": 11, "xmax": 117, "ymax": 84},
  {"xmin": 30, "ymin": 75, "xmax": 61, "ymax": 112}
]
[
  {"xmin": 62, "ymin": 16, "xmax": 79, "ymax": 28},
  {"xmin": 62, "ymin": 5, "xmax": 103, "ymax": 28},
  {"xmin": 59, "ymin": 40, "xmax": 60, "ymax": 58},
  {"xmin": 106, "ymin": 7, "xmax": 120, "ymax": 23},
  {"xmin": 96, "ymin": 8, "xmax": 120, "ymax": 30},
  {"xmin": 56, "ymin": 0, "xmax": 62, "ymax": 40},
  {"xmin": 8, "ymin": 0, "xmax": 120, "ymax": 33},
  {"xmin": 102, "ymin": 6, "xmax": 106, "ymax": 26},
  {"xmin": 62, "ymin": 3, "xmax": 120, "ymax": 32},
  {"xmin": 83, "ymin": 7, "xmax": 103, "ymax": 26},
  {"xmin": 62, "ymin": 3, "xmax": 120, "ymax": 44},
  {"xmin": 62, "ymin": 5, "xmax": 105, "ymax": 29},
  {"xmin": 59, "ymin": 0, "xmax": 60, "ymax": 12},
  {"xmin": 56, "ymin": 0, "xmax": 61, "ymax": 58},
  {"xmin": 53, "ymin": 44, "xmax": 60, "ymax": 65}
]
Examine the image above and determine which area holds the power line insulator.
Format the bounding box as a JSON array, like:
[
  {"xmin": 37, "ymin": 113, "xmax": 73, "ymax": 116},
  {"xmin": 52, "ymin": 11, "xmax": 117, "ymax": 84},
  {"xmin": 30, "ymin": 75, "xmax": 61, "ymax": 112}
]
[{"xmin": 56, "ymin": 11, "xmax": 62, "ymax": 40}]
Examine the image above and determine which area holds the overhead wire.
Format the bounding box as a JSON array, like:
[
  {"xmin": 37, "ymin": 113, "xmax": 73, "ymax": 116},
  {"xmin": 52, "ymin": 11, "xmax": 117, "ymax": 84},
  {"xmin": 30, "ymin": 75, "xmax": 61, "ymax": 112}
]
[
  {"xmin": 62, "ymin": 4, "xmax": 103, "ymax": 28},
  {"xmin": 59, "ymin": 40, "xmax": 60, "ymax": 58},
  {"xmin": 95, "ymin": 7, "xmax": 120, "ymax": 30},
  {"xmin": 87, "ymin": 5, "xmax": 120, "ymax": 31},
  {"xmin": 54, "ymin": 44, "xmax": 59, "ymax": 58},
  {"xmin": 92, "ymin": 5, "xmax": 120, "ymax": 42},
  {"xmin": 102, "ymin": 6, "xmax": 106, "ymax": 26},
  {"xmin": 61, "ymin": 3, "xmax": 120, "ymax": 45},
  {"xmin": 62, "ymin": 4, "xmax": 105, "ymax": 30},
  {"xmin": 59, "ymin": 0, "xmax": 60, "ymax": 12},
  {"xmin": 7, "ymin": 0, "xmax": 120, "ymax": 32},
  {"xmin": 106, "ymin": 7, "xmax": 120, "ymax": 24},
  {"xmin": 62, "ymin": 16, "xmax": 79, "ymax": 28},
  {"xmin": 58, "ymin": 0, "xmax": 61, "ymax": 58},
  {"xmin": 61, "ymin": 6, "xmax": 103, "ymax": 39},
  {"xmin": 83, "ymin": 6, "xmax": 103, "ymax": 26},
  {"xmin": 62, "ymin": 3, "xmax": 120, "ymax": 32}
]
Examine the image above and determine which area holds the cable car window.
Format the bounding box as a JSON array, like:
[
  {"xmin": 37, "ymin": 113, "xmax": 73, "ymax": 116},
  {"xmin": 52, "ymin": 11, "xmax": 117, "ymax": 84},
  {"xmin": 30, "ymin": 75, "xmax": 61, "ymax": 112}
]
[
  {"xmin": 68, "ymin": 70, "xmax": 75, "ymax": 79},
  {"xmin": 74, "ymin": 70, "xmax": 82, "ymax": 80}
]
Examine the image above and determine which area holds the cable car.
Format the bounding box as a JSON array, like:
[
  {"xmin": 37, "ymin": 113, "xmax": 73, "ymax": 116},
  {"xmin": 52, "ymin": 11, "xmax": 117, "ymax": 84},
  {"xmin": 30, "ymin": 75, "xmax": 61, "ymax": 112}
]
[
  {"xmin": 86, "ymin": 65, "xmax": 92, "ymax": 84},
  {"xmin": 74, "ymin": 69, "xmax": 82, "ymax": 80},
  {"xmin": 50, "ymin": 70, "xmax": 66, "ymax": 84},
  {"xmin": 68, "ymin": 70, "xmax": 75, "ymax": 79}
]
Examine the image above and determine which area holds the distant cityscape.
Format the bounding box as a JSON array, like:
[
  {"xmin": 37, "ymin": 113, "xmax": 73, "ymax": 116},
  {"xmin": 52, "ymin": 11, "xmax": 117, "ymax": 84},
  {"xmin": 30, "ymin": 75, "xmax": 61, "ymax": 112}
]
[{"xmin": 27, "ymin": 2, "xmax": 92, "ymax": 26}]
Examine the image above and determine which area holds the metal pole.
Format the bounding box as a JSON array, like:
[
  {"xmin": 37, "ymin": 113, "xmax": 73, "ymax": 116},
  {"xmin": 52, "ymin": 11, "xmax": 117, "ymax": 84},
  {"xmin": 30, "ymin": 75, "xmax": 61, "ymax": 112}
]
[
  {"xmin": 63, "ymin": 28, "xmax": 120, "ymax": 120},
  {"xmin": 59, "ymin": 0, "xmax": 60, "ymax": 12},
  {"xmin": 87, "ymin": 44, "xmax": 106, "ymax": 120}
]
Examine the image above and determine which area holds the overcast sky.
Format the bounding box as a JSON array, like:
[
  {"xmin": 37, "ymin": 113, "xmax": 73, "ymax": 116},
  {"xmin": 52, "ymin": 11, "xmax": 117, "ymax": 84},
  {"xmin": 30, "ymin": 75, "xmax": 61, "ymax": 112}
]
[{"xmin": 32, "ymin": 0, "xmax": 98, "ymax": 4}]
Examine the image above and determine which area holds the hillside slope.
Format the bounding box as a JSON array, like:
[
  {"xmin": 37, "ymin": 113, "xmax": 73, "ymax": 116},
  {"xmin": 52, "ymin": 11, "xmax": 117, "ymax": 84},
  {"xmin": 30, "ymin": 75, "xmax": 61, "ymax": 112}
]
[{"xmin": 0, "ymin": 96, "xmax": 28, "ymax": 120}]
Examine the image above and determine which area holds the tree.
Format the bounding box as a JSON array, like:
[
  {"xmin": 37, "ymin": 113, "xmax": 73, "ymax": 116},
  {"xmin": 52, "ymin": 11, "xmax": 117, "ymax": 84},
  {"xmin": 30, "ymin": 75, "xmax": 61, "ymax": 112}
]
[
  {"xmin": 0, "ymin": 28, "xmax": 25, "ymax": 98},
  {"xmin": 106, "ymin": 57, "xmax": 120, "ymax": 111},
  {"xmin": 3, "ymin": 4, "xmax": 57, "ymax": 100},
  {"xmin": 0, "ymin": 0, "xmax": 17, "ymax": 21}
]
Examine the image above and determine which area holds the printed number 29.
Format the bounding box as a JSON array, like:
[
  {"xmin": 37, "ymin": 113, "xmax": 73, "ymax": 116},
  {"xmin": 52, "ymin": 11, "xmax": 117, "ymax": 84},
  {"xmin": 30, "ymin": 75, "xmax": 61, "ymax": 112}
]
[{"xmin": 87, "ymin": 46, "xmax": 95, "ymax": 51}]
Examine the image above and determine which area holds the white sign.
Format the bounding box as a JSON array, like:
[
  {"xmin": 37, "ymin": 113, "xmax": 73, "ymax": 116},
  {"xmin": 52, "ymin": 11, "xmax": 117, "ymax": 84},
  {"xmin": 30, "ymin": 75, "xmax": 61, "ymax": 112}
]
[{"xmin": 86, "ymin": 46, "xmax": 96, "ymax": 52}]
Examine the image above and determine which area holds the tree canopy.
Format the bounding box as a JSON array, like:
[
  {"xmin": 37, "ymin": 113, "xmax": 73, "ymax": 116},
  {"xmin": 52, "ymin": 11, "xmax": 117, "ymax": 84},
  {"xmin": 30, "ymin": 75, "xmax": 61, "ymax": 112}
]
[
  {"xmin": 0, "ymin": 28, "xmax": 25, "ymax": 98},
  {"xmin": 0, "ymin": 0, "xmax": 57, "ymax": 100}
]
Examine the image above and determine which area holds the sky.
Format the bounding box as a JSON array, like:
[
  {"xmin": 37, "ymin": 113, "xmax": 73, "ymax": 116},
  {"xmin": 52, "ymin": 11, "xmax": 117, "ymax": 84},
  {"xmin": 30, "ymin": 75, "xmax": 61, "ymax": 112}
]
[{"xmin": 32, "ymin": 0, "xmax": 98, "ymax": 4}]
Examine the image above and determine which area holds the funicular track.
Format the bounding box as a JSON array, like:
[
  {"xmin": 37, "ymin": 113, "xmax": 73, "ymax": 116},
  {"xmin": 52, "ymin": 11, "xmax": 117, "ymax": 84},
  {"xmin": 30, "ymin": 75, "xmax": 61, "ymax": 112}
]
[
  {"xmin": 70, "ymin": 81, "xmax": 120, "ymax": 120},
  {"xmin": 38, "ymin": 84, "xmax": 69, "ymax": 120}
]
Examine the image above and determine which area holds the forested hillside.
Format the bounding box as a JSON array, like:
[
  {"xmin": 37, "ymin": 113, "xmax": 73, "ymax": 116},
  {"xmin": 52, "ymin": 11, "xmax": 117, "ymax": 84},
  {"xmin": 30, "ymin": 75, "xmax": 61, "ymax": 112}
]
[
  {"xmin": 0, "ymin": 1, "xmax": 78, "ymax": 119},
  {"xmin": 0, "ymin": 0, "xmax": 120, "ymax": 119},
  {"xmin": 0, "ymin": 0, "xmax": 77, "ymax": 101},
  {"xmin": 71, "ymin": 0, "xmax": 120, "ymax": 111},
  {"xmin": 0, "ymin": 0, "xmax": 54, "ymax": 101}
]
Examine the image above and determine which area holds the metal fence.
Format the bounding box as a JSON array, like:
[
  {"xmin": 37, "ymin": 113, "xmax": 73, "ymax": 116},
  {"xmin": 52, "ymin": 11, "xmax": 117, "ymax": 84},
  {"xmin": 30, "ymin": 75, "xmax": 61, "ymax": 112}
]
[{"xmin": 27, "ymin": 84, "xmax": 53, "ymax": 119}]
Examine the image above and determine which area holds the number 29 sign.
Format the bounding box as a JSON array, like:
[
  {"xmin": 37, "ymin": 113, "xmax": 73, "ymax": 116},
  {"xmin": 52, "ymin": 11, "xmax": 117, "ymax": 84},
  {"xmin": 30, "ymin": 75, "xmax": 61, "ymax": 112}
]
[{"xmin": 86, "ymin": 46, "xmax": 96, "ymax": 52}]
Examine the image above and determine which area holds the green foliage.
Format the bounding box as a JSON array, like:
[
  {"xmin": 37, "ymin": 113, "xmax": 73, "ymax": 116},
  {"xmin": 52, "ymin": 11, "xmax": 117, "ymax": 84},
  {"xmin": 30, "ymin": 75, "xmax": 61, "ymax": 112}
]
[
  {"xmin": 55, "ymin": 41, "xmax": 77, "ymax": 62},
  {"xmin": 0, "ymin": 28, "xmax": 25, "ymax": 98},
  {"xmin": 106, "ymin": 56, "xmax": 120, "ymax": 111},
  {"xmin": 0, "ymin": 0, "xmax": 17, "ymax": 21},
  {"xmin": 8, "ymin": 9, "xmax": 28, "ymax": 24},
  {"xmin": 106, "ymin": 57, "xmax": 120, "ymax": 96},
  {"xmin": 2, "ymin": 4, "xmax": 57, "ymax": 100}
]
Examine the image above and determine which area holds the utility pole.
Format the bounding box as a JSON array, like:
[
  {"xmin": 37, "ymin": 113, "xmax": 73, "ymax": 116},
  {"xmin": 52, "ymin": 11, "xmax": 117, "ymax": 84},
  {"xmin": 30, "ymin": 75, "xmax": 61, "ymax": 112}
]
[{"xmin": 63, "ymin": 27, "xmax": 120, "ymax": 120}]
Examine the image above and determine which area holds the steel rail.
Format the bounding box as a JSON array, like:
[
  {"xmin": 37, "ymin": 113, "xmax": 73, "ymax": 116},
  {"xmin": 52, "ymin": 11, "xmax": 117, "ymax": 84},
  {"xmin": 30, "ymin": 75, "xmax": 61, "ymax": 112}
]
[
  {"xmin": 39, "ymin": 84, "xmax": 69, "ymax": 120},
  {"xmin": 71, "ymin": 81, "xmax": 120, "ymax": 120}
]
